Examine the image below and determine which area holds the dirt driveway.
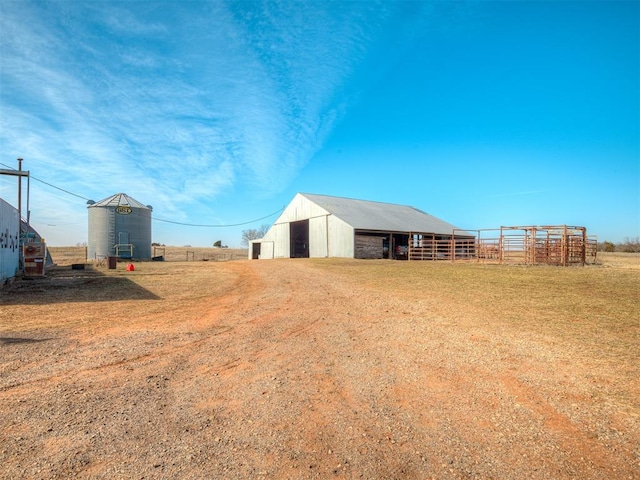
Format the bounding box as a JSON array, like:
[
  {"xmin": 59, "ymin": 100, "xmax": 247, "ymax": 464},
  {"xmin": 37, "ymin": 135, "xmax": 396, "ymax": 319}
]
[{"xmin": 1, "ymin": 258, "xmax": 638, "ymax": 479}]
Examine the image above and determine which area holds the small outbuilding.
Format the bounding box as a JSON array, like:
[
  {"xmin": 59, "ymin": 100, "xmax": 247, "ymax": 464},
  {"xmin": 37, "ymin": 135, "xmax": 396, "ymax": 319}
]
[{"xmin": 249, "ymin": 193, "xmax": 461, "ymax": 260}]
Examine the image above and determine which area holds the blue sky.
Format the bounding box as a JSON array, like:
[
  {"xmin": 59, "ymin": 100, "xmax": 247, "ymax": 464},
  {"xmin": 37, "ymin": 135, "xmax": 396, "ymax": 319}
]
[{"xmin": 1, "ymin": 0, "xmax": 638, "ymax": 247}]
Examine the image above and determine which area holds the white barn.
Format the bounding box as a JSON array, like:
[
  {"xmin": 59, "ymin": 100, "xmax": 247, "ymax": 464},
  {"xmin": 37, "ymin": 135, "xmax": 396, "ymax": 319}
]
[{"xmin": 249, "ymin": 193, "xmax": 461, "ymax": 260}]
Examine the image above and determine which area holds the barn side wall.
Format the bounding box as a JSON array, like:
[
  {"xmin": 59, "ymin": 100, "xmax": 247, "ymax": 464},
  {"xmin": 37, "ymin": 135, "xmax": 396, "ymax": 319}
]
[
  {"xmin": 327, "ymin": 215, "xmax": 354, "ymax": 258},
  {"xmin": 355, "ymin": 235, "xmax": 384, "ymax": 259},
  {"xmin": 253, "ymin": 240, "xmax": 275, "ymax": 260},
  {"xmin": 261, "ymin": 241, "xmax": 275, "ymax": 259},
  {"xmin": 309, "ymin": 216, "xmax": 328, "ymax": 258},
  {"xmin": 0, "ymin": 199, "xmax": 20, "ymax": 283},
  {"xmin": 262, "ymin": 222, "xmax": 290, "ymax": 258}
]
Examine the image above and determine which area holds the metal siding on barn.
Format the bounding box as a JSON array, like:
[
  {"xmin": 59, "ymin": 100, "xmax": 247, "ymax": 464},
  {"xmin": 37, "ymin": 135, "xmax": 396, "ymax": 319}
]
[
  {"xmin": 272, "ymin": 193, "xmax": 331, "ymax": 224},
  {"xmin": 260, "ymin": 241, "xmax": 274, "ymax": 259},
  {"xmin": 276, "ymin": 223, "xmax": 290, "ymax": 259},
  {"xmin": 260, "ymin": 222, "xmax": 290, "ymax": 259},
  {"xmin": 0, "ymin": 199, "xmax": 20, "ymax": 283},
  {"xmin": 249, "ymin": 239, "xmax": 275, "ymax": 259},
  {"xmin": 328, "ymin": 215, "xmax": 354, "ymax": 258},
  {"xmin": 309, "ymin": 216, "xmax": 328, "ymax": 258}
]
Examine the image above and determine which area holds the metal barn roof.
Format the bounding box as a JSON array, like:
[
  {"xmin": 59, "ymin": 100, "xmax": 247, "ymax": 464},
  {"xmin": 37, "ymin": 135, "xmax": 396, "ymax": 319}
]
[
  {"xmin": 300, "ymin": 193, "xmax": 458, "ymax": 234},
  {"xmin": 88, "ymin": 193, "xmax": 151, "ymax": 210}
]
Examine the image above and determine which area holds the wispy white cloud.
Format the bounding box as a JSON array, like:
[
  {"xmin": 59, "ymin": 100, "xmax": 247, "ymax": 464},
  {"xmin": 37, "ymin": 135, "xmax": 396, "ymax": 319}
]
[
  {"xmin": 220, "ymin": 1, "xmax": 386, "ymax": 188},
  {"xmin": 93, "ymin": 3, "xmax": 167, "ymax": 37},
  {"xmin": 0, "ymin": 0, "xmax": 412, "ymax": 243}
]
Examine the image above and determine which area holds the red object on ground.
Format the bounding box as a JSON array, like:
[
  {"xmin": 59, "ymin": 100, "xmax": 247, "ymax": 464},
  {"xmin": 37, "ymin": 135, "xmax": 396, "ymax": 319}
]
[{"xmin": 126, "ymin": 263, "xmax": 135, "ymax": 271}]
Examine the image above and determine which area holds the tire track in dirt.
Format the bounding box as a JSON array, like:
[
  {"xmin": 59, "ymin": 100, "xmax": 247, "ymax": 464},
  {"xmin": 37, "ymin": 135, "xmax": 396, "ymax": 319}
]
[
  {"xmin": 0, "ymin": 262, "xmax": 266, "ymax": 393},
  {"xmin": 500, "ymin": 373, "xmax": 635, "ymax": 475}
]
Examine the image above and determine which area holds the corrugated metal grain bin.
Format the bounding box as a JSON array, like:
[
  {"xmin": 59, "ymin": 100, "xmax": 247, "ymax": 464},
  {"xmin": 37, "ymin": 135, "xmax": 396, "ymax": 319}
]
[{"xmin": 87, "ymin": 193, "xmax": 152, "ymax": 260}]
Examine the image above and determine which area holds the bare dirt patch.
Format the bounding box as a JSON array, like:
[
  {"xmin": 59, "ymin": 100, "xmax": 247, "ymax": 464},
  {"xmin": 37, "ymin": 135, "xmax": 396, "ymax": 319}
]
[{"xmin": 1, "ymin": 251, "xmax": 638, "ymax": 479}]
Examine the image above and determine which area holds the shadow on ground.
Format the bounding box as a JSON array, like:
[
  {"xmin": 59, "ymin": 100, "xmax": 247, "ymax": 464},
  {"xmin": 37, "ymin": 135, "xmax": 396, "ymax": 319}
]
[
  {"xmin": 0, "ymin": 337, "xmax": 54, "ymax": 345},
  {"xmin": 0, "ymin": 266, "xmax": 160, "ymax": 305}
]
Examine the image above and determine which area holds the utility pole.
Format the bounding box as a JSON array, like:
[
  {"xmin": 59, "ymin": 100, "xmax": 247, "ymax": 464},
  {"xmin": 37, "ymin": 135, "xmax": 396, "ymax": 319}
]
[
  {"xmin": 0, "ymin": 159, "xmax": 30, "ymax": 269},
  {"xmin": 0, "ymin": 159, "xmax": 29, "ymax": 222},
  {"xmin": 17, "ymin": 158, "xmax": 23, "ymax": 232},
  {"xmin": 18, "ymin": 158, "xmax": 22, "ymax": 214}
]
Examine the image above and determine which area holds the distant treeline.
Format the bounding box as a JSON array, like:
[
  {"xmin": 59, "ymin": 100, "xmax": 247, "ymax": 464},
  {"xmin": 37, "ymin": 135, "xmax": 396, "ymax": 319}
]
[{"xmin": 598, "ymin": 237, "xmax": 640, "ymax": 253}]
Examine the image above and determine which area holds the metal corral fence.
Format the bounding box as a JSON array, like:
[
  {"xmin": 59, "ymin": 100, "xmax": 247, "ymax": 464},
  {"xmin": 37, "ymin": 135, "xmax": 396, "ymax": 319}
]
[{"xmin": 408, "ymin": 225, "xmax": 597, "ymax": 266}]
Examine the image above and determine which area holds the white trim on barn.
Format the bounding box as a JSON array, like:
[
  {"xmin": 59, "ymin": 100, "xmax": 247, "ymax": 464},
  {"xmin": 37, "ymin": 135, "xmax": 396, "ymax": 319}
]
[{"xmin": 249, "ymin": 193, "xmax": 460, "ymax": 260}]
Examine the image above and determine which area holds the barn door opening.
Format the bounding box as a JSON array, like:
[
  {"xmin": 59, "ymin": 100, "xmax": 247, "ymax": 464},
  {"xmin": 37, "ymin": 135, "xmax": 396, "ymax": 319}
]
[
  {"xmin": 251, "ymin": 242, "xmax": 261, "ymax": 259},
  {"xmin": 392, "ymin": 233, "xmax": 409, "ymax": 260},
  {"xmin": 290, "ymin": 220, "xmax": 309, "ymax": 258}
]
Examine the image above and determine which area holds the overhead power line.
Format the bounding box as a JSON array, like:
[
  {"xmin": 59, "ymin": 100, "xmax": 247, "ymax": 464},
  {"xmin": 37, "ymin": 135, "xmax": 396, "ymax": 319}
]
[
  {"xmin": 153, "ymin": 206, "xmax": 284, "ymax": 227},
  {"xmin": 1, "ymin": 161, "xmax": 90, "ymax": 200},
  {"xmin": 0, "ymin": 161, "xmax": 285, "ymax": 228}
]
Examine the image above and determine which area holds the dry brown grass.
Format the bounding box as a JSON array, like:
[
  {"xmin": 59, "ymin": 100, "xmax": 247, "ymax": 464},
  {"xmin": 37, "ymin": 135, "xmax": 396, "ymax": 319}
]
[
  {"xmin": 597, "ymin": 251, "xmax": 640, "ymax": 269},
  {"xmin": 48, "ymin": 246, "xmax": 248, "ymax": 265},
  {"xmin": 312, "ymin": 255, "xmax": 640, "ymax": 407}
]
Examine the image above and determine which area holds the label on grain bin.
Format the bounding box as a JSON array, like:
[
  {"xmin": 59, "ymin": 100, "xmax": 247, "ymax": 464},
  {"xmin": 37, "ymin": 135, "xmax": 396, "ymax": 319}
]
[{"xmin": 116, "ymin": 206, "xmax": 132, "ymax": 215}]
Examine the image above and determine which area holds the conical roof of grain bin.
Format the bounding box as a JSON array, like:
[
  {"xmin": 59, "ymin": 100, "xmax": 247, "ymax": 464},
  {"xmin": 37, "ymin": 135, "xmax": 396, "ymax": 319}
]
[{"xmin": 87, "ymin": 193, "xmax": 153, "ymax": 260}]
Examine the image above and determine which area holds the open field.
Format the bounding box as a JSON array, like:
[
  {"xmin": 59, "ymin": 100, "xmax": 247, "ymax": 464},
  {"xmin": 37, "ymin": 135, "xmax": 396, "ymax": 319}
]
[
  {"xmin": 1, "ymin": 250, "xmax": 638, "ymax": 479},
  {"xmin": 49, "ymin": 246, "xmax": 249, "ymax": 264}
]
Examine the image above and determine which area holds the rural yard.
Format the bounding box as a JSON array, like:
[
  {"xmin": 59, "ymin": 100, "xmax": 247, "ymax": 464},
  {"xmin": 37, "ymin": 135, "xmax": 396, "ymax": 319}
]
[{"xmin": 0, "ymin": 248, "xmax": 638, "ymax": 479}]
